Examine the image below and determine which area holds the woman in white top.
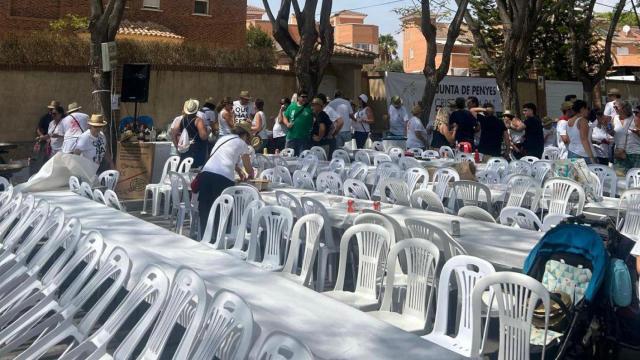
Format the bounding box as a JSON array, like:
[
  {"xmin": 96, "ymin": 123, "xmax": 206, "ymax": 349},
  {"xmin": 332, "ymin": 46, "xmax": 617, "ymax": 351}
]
[
  {"xmin": 198, "ymin": 122, "xmax": 255, "ymax": 234},
  {"xmin": 38, "ymin": 105, "xmax": 65, "ymax": 156},
  {"xmin": 567, "ymin": 100, "xmax": 595, "ymax": 164},
  {"xmin": 406, "ymin": 104, "xmax": 428, "ymax": 149},
  {"xmin": 74, "ymin": 114, "xmax": 113, "ymax": 171},
  {"xmin": 613, "ymin": 100, "xmax": 640, "ymax": 173},
  {"xmin": 353, "ymin": 94, "xmax": 374, "ymax": 149},
  {"xmin": 251, "ymin": 98, "xmax": 268, "ymax": 151},
  {"xmin": 591, "ymin": 110, "xmax": 614, "ymax": 165},
  {"xmin": 217, "ymin": 97, "xmax": 235, "ymax": 136},
  {"xmin": 271, "ymin": 97, "xmax": 291, "ymax": 152}
]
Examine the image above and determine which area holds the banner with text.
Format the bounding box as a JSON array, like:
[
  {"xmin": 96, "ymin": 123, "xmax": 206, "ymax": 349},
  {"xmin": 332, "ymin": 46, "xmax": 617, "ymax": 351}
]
[{"xmin": 384, "ymin": 72, "xmax": 502, "ymax": 122}]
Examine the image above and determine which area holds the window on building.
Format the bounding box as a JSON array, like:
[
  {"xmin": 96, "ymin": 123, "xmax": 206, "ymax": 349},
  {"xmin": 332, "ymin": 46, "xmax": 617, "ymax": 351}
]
[
  {"xmin": 194, "ymin": 0, "xmax": 209, "ymax": 14},
  {"xmin": 617, "ymin": 47, "xmax": 629, "ymax": 56},
  {"xmin": 409, "ymin": 48, "xmax": 415, "ymax": 59},
  {"xmin": 143, "ymin": 0, "xmax": 160, "ymax": 9}
]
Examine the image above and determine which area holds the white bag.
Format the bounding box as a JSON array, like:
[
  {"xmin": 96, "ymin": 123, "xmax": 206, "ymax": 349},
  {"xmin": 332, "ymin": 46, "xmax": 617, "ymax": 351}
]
[{"xmin": 177, "ymin": 128, "xmax": 192, "ymax": 154}]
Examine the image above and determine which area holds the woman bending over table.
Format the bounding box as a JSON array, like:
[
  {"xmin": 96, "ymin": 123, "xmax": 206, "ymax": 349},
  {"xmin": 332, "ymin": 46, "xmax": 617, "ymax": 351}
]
[{"xmin": 198, "ymin": 122, "xmax": 255, "ymax": 234}]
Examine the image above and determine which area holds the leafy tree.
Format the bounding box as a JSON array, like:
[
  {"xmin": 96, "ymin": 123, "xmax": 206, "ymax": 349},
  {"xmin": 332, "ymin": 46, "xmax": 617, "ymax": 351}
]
[
  {"xmin": 50, "ymin": 14, "xmax": 89, "ymax": 33},
  {"xmin": 368, "ymin": 59, "xmax": 404, "ymax": 72},
  {"xmin": 247, "ymin": 25, "xmax": 274, "ymax": 49},
  {"xmin": 600, "ymin": 8, "xmax": 640, "ymax": 27},
  {"xmin": 378, "ymin": 34, "xmax": 398, "ymax": 64}
]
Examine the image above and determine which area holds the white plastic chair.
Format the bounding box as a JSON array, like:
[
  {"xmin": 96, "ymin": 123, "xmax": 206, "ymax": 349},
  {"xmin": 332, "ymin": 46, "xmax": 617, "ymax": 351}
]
[
  {"xmin": 405, "ymin": 218, "xmax": 467, "ymax": 261},
  {"xmin": 280, "ymin": 148, "xmax": 295, "ymax": 157},
  {"xmin": 275, "ymin": 190, "xmax": 304, "ymax": 218},
  {"xmin": 618, "ymin": 189, "xmax": 640, "ymax": 240},
  {"xmin": 456, "ymin": 152, "xmax": 474, "ymax": 162},
  {"xmin": 476, "ymin": 169, "xmax": 501, "ymax": 185},
  {"xmin": 373, "ymin": 153, "xmax": 393, "ymax": 165},
  {"xmin": 68, "ymin": 176, "xmax": 80, "ymax": 193},
  {"xmin": 354, "ymin": 212, "xmax": 401, "ymax": 286},
  {"xmin": 316, "ymin": 171, "xmax": 343, "ymax": 195},
  {"xmin": 298, "ymin": 155, "xmax": 318, "ymax": 176},
  {"xmin": 79, "ymin": 182, "xmax": 94, "ymax": 200},
  {"xmin": 368, "ymin": 238, "xmax": 440, "ymax": 334},
  {"xmin": 626, "ymin": 168, "xmax": 640, "ymax": 189},
  {"xmin": 531, "ymin": 161, "xmax": 552, "ymax": 185},
  {"xmin": 458, "ymin": 206, "xmax": 496, "ymax": 223},
  {"xmin": 256, "ymin": 331, "xmax": 313, "ymax": 360},
  {"xmin": 509, "ymin": 159, "xmax": 533, "ymax": 176},
  {"xmin": 432, "ymin": 167, "xmax": 460, "ymax": 201},
  {"xmin": 0, "ymin": 177, "xmax": 9, "ymax": 192},
  {"xmin": 189, "ymin": 290, "xmax": 254, "ymax": 360},
  {"xmin": 323, "ymin": 224, "xmax": 390, "ymax": 311},
  {"xmin": 373, "ymin": 162, "xmax": 402, "ymax": 197},
  {"xmin": 388, "ymin": 147, "xmax": 404, "ymax": 161},
  {"xmin": 407, "ymin": 147, "xmax": 423, "ymax": 156},
  {"xmin": 201, "ymin": 194, "xmax": 234, "ymax": 249},
  {"xmin": 178, "ymin": 157, "xmax": 194, "ymax": 173},
  {"xmin": 439, "ymin": 146, "xmax": 455, "ymax": 158},
  {"xmin": 589, "ymin": 164, "xmax": 617, "ymax": 197},
  {"xmin": 423, "ymin": 255, "xmax": 496, "ymax": 357},
  {"xmin": 541, "ymin": 213, "xmax": 571, "ymax": 232},
  {"xmin": 421, "ymin": 149, "xmax": 440, "ymax": 159},
  {"xmin": 328, "ymin": 158, "xmax": 346, "ymax": 175},
  {"xmin": 541, "ymin": 178, "xmax": 586, "ymax": 219},
  {"xmin": 379, "ymin": 178, "xmax": 411, "ymax": 206},
  {"xmin": 223, "ymin": 200, "xmax": 265, "ymax": 261},
  {"xmin": 343, "ymin": 178, "xmax": 371, "ymax": 200},
  {"xmin": 271, "ymin": 156, "xmax": 289, "ymax": 169},
  {"xmin": 332, "ymin": 149, "xmax": 351, "ymax": 164},
  {"xmin": 372, "ymin": 141, "xmax": 385, "ymax": 151},
  {"xmin": 280, "ymin": 214, "xmax": 324, "ymax": 288},
  {"xmin": 92, "ymin": 189, "xmax": 105, "ymax": 204},
  {"xmin": 253, "ymin": 154, "xmax": 274, "ymax": 173},
  {"xmin": 505, "ymin": 175, "xmax": 541, "ymax": 211},
  {"xmin": 292, "ymin": 170, "xmax": 315, "ymax": 190},
  {"xmin": 499, "ymin": 206, "xmax": 542, "ymax": 231},
  {"xmin": 103, "ymin": 190, "xmax": 125, "ymax": 211},
  {"xmin": 259, "ymin": 168, "xmax": 276, "ymax": 182},
  {"xmin": 521, "ymin": 155, "xmax": 539, "ymax": 164},
  {"xmin": 247, "ymin": 206, "xmax": 293, "ymax": 271},
  {"xmin": 404, "ymin": 167, "xmax": 430, "ymax": 192},
  {"xmin": 410, "ymin": 189, "xmax": 446, "ymax": 213},
  {"xmin": 97, "ymin": 170, "xmax": 119, "ymax": 191},
  {"xmin": 542, "ymin": 147, "xmax": 560, "ymax": 160},
  {"xmin": 399, "ymin": 156, "xmax": 421, "ymax": 170},
  {"xmin": 309, "ymin": 146, "xmax": 327, "ymax": 161},
  {"xmin": 449, "ymin": 180, "xmax": 493, "ymax": 212},
  {"xmin": 142, "ymin": 155, "xmax": 180, "ymax": 216},
  {"xmin": 471, "ymin": 272, "xmax": 557, "ymax": 360},
  {"xmin": 168, "ymin": 171, "xmax": 196, "ymax": 235},
  {"xmin": 486, "ymin": 157, "xmax": 509, "ymax": 174},
  {"xmin": 221, "ymin": 185, "xmax": 261, "ymax": 248},
  {"xmin": 346, "ymin": 161, "xmax": 369, "ymax": 182},
  {"xmin": 274, "ymin": 165, "xmax": 293, "ymax": 185},
  {"xmin": 354, "ymin": 150, "xmax": 371, "ymax": 165}
]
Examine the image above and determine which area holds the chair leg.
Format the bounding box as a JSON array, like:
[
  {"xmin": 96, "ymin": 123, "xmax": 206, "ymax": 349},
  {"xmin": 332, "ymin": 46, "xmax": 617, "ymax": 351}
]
[
  {"xmin": 317, "ymin": 250, "xmax": 328, "ymax": 292},
  {"xmin": 163, "ymin": 191, "xmax": 171, "ymax": 219},
  {"xmin": 141, "ymin": 188, "xmax": 151, "ymax": 214}
]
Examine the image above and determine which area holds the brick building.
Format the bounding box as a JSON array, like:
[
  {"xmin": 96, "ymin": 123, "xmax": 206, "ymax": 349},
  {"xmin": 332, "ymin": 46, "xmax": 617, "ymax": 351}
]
[
  {"xmin": 330, "ymin": 10, "xmax": 379, "ymax": 54},
  {"xmin": 401, "ymin": 14, "xmax": 473, "ymax": 75},
  {"xmin": 0, "ymin": 0, "xmax": 246, "ymax": 48}
]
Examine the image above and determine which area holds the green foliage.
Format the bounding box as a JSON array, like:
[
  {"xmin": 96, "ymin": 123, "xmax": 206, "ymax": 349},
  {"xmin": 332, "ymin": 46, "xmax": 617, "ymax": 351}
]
[
  {"xmin": 246, "ymin": 25, "xmax": 274, "ymax": 50},
  {"xmin": 49, "ymin": 14, "xmax": 89, "ymax": 33},
  {"xmin": 367, "ymin": 59, "xmax": 404, "ymax": 73},
  {"xmin": 599, "ymin": 10, "xmax": 639, "ymax": 27},
  {"xmin": 378, "ymin": 34, "xmax": 398, "ymax": 64}
]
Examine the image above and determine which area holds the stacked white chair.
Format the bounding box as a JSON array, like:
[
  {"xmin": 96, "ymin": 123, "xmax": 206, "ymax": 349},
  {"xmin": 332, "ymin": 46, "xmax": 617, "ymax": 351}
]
[
  {"xmin": 499, "ymin": 206, "xmax": 543, "ymax": 231},
  {"xmin": 373, "ymin": 162, "xmax": 402, "ymax": 197},
  {"xmin": 379, "ymin": 178, "xmax": 411, "ymax": 206},
  {"xmin": 79, "ymin": 182, "xmax": 94, "ymax": 200},
  {"xmin": 68, "ymin": 176, "xmax": 81, "ymax": 193},
  {"xmin": 275, "ymin": 190, "xmax": 304, "ymax": 218},
  {"xmin": 201, "ymin": 194, "xmax": 234, "ymax": 248},
  {"xmin": 142, "ymin": 155, "xmax": 180, "ymax": 216},
  {"xmin": 247, "ymin": 206, "xmax": 293, "ymax": 271},
  {"xmin": 256, "ymin": 331, "xmax": 314, "ymax": 360},
  {"xmin": 405, "ymin": 167, "xmax": 430, "ymax": 192},
  {"xmin": 293, "ymin": 170, "xmax": 315, "ymax": 190},
  {"xmin": 97, "ymin": 170, "xmax": 119, "ymax": 191},
  {"xmin": 618, "ymin": 189, "xmax": 640, "ymax": 240},
  {"xmin": 316, "ymin": 171, "xmax": 343, "ymax": 195},
  {"xmin": 309, "ymin": 146, "xmax": 327, "ymax": 161},
  {"xmin": 298, "ymin": 155, "xmax": 319, "ymax": 176},
  {"xmin": 328, "ymin": 158, "xmax": 346, "ymax": 175},
  {"xmin": 103, "ymin": 190, "xmax": 125, "ymax": 211},
  {"xmin": 274, "ymin": 165, "xmax": 293, "ymax": 185},
  {"xmin": 505, "ymin": 175, "xmax": 541, "ymax": 211},
  {"xmin": 343, "ymin": 178, "xmax": 371, "ymax": 200},
  {"xmin": 223, "ymin": 200, "xmax": 265, "ymax": 261},
  {"xmin": 626, "ymin": 168, "xmax": 640, "ymax": 189},
  {"xmin": 373, "ymin": 153, "xmax": 393, "ymax": 165},
  {"xmin": 588, "ymin": 164, "xmax": 617, "ymax": 197},
  {"xmin": 410, "ymin": 189, "xmax": 446, "ymax": 213},
  {"xmin": 168, "ymin": 171, "xmax": 196, "ymax": 235},
  {"xmin": 332, "ymin": 149, "xmax": 351, "ymax": 164},
  {"xmin": 541, "ymin": 178, "xmax": 585, "ymax": 219},
  {"xmin": 432, "ymin": 167, "xmax": 460, "ymax": 201},
  {"xmin": 354, "ymin": 150, "xmax": 371, "ymax": 165},
  {"xmin": 531, "ymin": 161, "xmax": 552, "ymax": 185},
  {"xmin": 346, "ymin": 161, "xmax": 368, "ymax": 182},
  {"xmin": 301, "ymin": 197, "xmax": 340, "ymax": 291},
  {"xmin": 280, "ymin": 214, "xmax": 324, "ymax": 288},
  {"xmin": 92, "ymin": 189, "xmax": 105, "ymax": 204},
  {"xmin": 221, "ymin": 186, "xmax": 261, "ymax": 248},
  {"xmin": 0, "ymin": 177, "xmax": 9, "ymax": 192}
]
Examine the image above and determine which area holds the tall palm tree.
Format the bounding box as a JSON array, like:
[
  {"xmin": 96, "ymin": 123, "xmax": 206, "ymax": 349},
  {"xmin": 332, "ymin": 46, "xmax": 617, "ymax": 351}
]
[{"xmin": 378, "ymin": 34, "xmax": 398, "ymax": 64}]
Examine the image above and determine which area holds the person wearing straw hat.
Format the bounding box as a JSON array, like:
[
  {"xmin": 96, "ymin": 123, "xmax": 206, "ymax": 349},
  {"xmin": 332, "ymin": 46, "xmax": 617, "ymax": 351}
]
[
  {"xmin": 198, "ymin": 97, "xmax": 218, "ymax": 145},
  {"xmin": 74, "ymin": 114, "xmax": 112, "ymax": 169},
  {"xmin": 388, "ymin": 95, "xmax": 409, "ymax": 137},
  {"xmin": 173, "ymin": 99, "xmax": 209, "ymax": 168},
  {"xmin": 60, "ymin": 102, "xmax": 90, "ymax": 154},
  {"xmin": 36, "ymin": 100, "xmax": 61, "ymax": 143},
  {"xmin": 604, "ymin": 88, "xmax": 622, "ymax": 121},
  {"xmin": 233, "ymin": 90, "xmax": 255, "ymax": 123},
  {"xmin": 198, "ymin": 122, "xmax": 255, "ymax": 235}
]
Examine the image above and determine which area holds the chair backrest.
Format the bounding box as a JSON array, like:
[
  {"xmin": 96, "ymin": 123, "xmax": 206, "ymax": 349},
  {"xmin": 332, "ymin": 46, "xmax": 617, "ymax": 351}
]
[
  {"xmin": 404, "ymin": 167, "xmax": 430, "ymax": 192},
  {"xmin": 178, "ymin": 157, "xmax": 194, "ymax": 173},
  {"xmin": 410, "ymin": 189, "xmax": 446, "ymax": 213},
  {"xmin": 379, "ymin": 178, "xmax": 411, "ymax": 206},
  {"xmin": 476, "ymin": 169, "xmax": 501, "ymax": 185},
  {"xmin": 97, "ymin": 170, "xmax": 120, "ymax": 191},
  {"xmin": 343, "ymin": 178, "xmax": 371, "ymax": 200},
  {"xmin": 618, "ymin": 189, "xmax": 640, "ymax": 238},
  {"xmin": 405, "ymin": 218, "xmax": 466, "ymax": 261},
  {"xmin": 379, "ymin": 239, "xmax": 440, "ymax": 327},
  {"xmin": 329, "ymin": 158, "xmax": 346, "ymax": 174},
  {"xmin": 587, "ymin": 171, "xmax": 603, "ymax": 198},
  {"xmin": 230, "ymin": 200, "xmax": 265, "ymax": 252},
  {"xmin": 69, "ymin": 176, "xmax": 81, "ymax": 192},
  {"xmin": 520, "ymin": 156, "xmax": 539, "ymax": 164},
  {"xmin": 347, "ymin": 161, "xmax": 369, "ymax": 181},
  {"xmin": 373, "ymin": 153, "xmax": 393, "ymax": 165},
  {"xmin": 422, "ymin": 149, "xmax": 440, "ymax": 159},
  {"xmin": 259, "ymin": 168, "xmax": 276, "ymax": 182},
  {"xmin": 542, "ymin": 147, "xmax": 560, "ymax": 160},
  {"xmin": 398, "ymin": 156, "xmax": 421, "ymax": 170},
  {"xmin": 432, "ymin": 167, "xmax": 460, "ymax": 200},
  {"xmin": 298, "ymin": 155, "xmax": 318, "ymax": 176},
  {"xmin": 135, "ymin": 267, "xmax": 206, "ymax": 360},
  {"xmin": 373, "ymin": 162, "xmax": 402, "ymax": 195},
  {"xmin": 309, "ymin": 146, "xmax": 327, "ymax": 161},
  {"xmin": 0, "ymin": 193, "xmax": 35, "ymax": 240},
  {"xmin": 626, "ymin": 168, "xmax": 640, "ymax": 189},
  {"xmin": 190, "ymin": 290, "xmax": 254, "ymax": 360},
  {"xmin": 202, "ymin": 194, "xmax": 234, "ymax": 249},
  {"xmin": 449, "ymin": 180, "xmax": 492, "ymax": 212},
  {"xmin": 282, "ymin": 214, "xmax": 324, "ymax": 286},
  {"xmin": 253, "ymin": 154, "xmax": 274, "ymax": 173},
  {"xmin": 456, "ymin": 152, "xmax": 474, "ymax": 162},
  {"xmin": 300, "ymin": 196, "xmax": 337, "ymax": 249},
  {"xmin": 531, "ymin": 161, "xmax": 552, "ymax": 184},
  {"xmin": 0, "ymin": 176, "xmax": 9, "ymax": 192},
  {"xmin": 101, "ymin": 190, "xmax": 124, "ymax": 211},
  {"xmin": 372, "ymin": 141, "xmax": 385, "ymax": 151},
  {"xmin": 407, "ymin": 147, "xmax": 423, "ymax": 157},
  {"xmin": 542, "ymin": 178, "xmax": 586, "ymax": 218},
  {"xmin": 439, "ymin": 146, "xmax": 455, "ymax": 158},
  {"xmin": 256, "ymin": 331, "xmax": 314, "ymax": 360},
  {"xmin": 505, "ymin": 175, "xmax": 540, "ymax": 211},
  {"xmin": 354, "ymin": 150, "xmax": 371, "ymax": 165},
  {"xmin": 508, "ymin": 160, "xmax": 532, "ymax": 176},
  {"xmin": 334, "ymin": 224, "xmax": 390, "ymax": 299},
  {"xmin": 280, "ymin": 148, "xmax": 295, "ymax": 157},
  {"xmin": 316, "ymin": 171, "xmax": 344, "ymax": 195},
  {"xmin": 430, "ymin": 255, "xmax": 496, "ymax": 350},
  {"xmin": 221, "ymin": 185, "xmax": 261, "ymax": 237},
  {"xmin": 248, "ymin": 206, "xmax": 293, "ymax": 267},
  {"xmin": 541, "ymin": 213, "xmax": 570, "ymax": 232},
  {"xmin": 499, "ymin": 206, "xmax": 542, "ymax": 231},
  {"xmin": 471, "ymin": 272, "xmax": 551, "ymax": 360},
  {"xmin": 3, "ymin": 201, "xmax": 52, "ymax": 260},
  {"xmin": 275, "ymin": 190, "xmax": 304, "ymax": 218},
  {"xmin": 354, "ymin": 212, "xmax": 397, "ymax": 248},
  {"xmin": 486, "ymin": 157, "xmax": 509, "ymax": 174},
  {"xmin": 458, "ymin": 206, "xmax": 496, "ymax": 223},
  {"xmin": 332, "ymin": 149, "xmax": 351, "ymax": 164},
  {"xmin": 79, "ymin": 182, "xmax": 94, "ymax": 199},
  {"xmin": 589, "ymin": 164, "xmax": 617, "ymax": 196},
  {"xmin": 388, "ymin": 147, "xmax": 404, "ymax": 160},
  {"xmin": 274, "ymin": 166, "xmax": 293, "ymax": 185},
  {"xmin": 92, "ymin": 189, "xmax": 105, "ymax": 204},
  {"xmin": 292, "ymin": 170, "xmax": 315, "ymax": 190},
  {"xmin": 160, "ymin": 156, "xmax": 181, "ymax": 184},
  {"xmin": 168, "ymin": 171, "xmax": 192, "ymax": 213}
]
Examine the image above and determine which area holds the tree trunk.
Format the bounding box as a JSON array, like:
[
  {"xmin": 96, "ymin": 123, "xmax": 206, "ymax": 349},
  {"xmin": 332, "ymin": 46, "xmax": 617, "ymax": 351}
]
[
  {"xmin": 421, "ymin": 74, "xmax": 438, "ymax": 126},
  {"xmin": 496, "ymin": 69, "xmax": 519, "ymax": 112},
  {"xmin": 90, "ymin": 33, "xmax": 116, "ymax": 154},
  {"xmin": 581, "ymin": 79, "xmax": 595, "ymax": 108}
]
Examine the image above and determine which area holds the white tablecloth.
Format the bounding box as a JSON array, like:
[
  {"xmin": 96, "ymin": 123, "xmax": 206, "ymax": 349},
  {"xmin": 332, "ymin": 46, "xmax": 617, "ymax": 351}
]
[{"xmin": 32, "ymin": 191, "xmax": 463, "ymax": 360}]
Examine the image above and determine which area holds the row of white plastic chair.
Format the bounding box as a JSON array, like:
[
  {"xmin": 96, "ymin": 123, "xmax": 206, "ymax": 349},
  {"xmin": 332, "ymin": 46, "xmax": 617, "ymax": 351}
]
[
  {"xmin": 142, "ymin": 156, "xmax": 194, "ymax": 217},
  {"xmin": 69, "ymin": 176, "xmax": 124, "ymax": 211}
]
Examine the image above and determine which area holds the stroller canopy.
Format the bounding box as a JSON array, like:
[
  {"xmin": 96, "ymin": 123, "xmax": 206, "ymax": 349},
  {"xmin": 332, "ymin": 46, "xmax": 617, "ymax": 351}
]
[{"xmin": 523, "ymin": 224, "xmax": 608, "ymax": 303}]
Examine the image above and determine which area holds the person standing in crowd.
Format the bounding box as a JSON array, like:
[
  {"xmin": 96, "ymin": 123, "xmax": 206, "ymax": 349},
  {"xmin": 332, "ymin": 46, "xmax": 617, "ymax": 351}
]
[
  {"xmin": 566, "ymin": 100, "xmax": 595, "ymax": 164},
  {"xmin": 199, "ymin": 97, "xmax": 218, "ymax": 147},
  {"xmin": 328, "ymin": 90, "xmax": 354, "ymax": 147},
  {"xmin": 476, "ymin": 103, "xmax": 510, "ymax": 157},
  {"xmin": 449, "ymin": 97, "xmax": 477, "ymax": 146},
  {"xmin": 388, "ymin": 96, "xmax": 409, "ymax": 137},
  {"xmin": 504, "ymin": 111, "xmax": 525, "ymax": 157},
  {"xmin": 466, "ymin": 96, "xmax": 483, "ymax": 146},
  {"xmin": 283, "ymin": 89, "xmax": 313, "ymax": 155},
  {"xmin": 316, "ymin": 93, "xmax": 341, "ymax": 157},
  {"xmin": 511, "ymin": 103, "xmax": 544, "ymax": 158},
  {"xmin": 251, "ymin": 98, "xmax": 268, "ymax": 152},
  {"xmin": 613, "ymin": 100, "xmax": 640, "ymax": 173},
  {"xmin": 406, "ymin": 105, "xmax": 429, "ymax": 149},
  {"xmin": 217, "ymin": 97, "xmax": 235, "ymax": 137},
  {"xmin": 556, "ymin": 101, "xmax": 574, "ymax": 159},
  {"xmin": 173, "ymin": 99, "xmax": 209, "ymax": 168},
  {"xmin": 35, "ymin": 100, "xmax": 60, "ymax": 163},
  {"xmin": 542, "ymin": 116, "xmax": 557, "ymax": 148},
  {"xmin": 354, "ymin": 94, "xmax": 374, "ymax": 148},
  {"xmin": 74, "ymin": 114, "xmax": 113, "ymax": 171},
  {"xmin": 431, "ymin": 101, "xmax": 457, "ymax": 148},
  {"xmin": 271, "ymin": 97, "xmax": 291, "ymax": 152},
  {"xmin": 603, "ymin": 88, "xmax": 621, "ymax": 121},
  {"xmin": 233, "ymin": 91, "xmax": 255, "ymax": 123},
  {"xmin": 310, "ymin": 96, "xmax": 333, "ymax": 155},
  {"xmin": 198, "ymin": 122, "xmax": 255, "ymax": 235},
  {"xmin": 60, "ymin": 102, "xmax": 89, "ymax": 154},
  {"xmin": 37, "ymin": 105, "xmax": 65, "ymax": 157},
  {"xmin": 591, "ymin": 110, "xmax": 614, "ymax": 165}
]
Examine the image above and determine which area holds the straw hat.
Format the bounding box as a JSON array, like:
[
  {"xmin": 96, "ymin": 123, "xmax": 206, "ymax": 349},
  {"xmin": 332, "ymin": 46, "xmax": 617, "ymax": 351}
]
[
  {"xmin": 234, "ymin": 121, "xmax": 261, "ymax": 149},
  {"xmin": 47, "ymin": 100, "xmax": 60, "ymax": 109},
  {"xmin": 88, "ymin": 114, "xmax": 108, "ymax": 127},
  {"xmin": 561, "ymin": 101, "xmax": 573, "ymax": 111},
  {"xmin": 607, "ymin": 88, "xmax": 620, "ymax": 96},
  {"xmin": 67, "ymin": 102, "xmax": 82, "ymax": 114},
  {"xmin": 542, "ymin": 116, "xmax": 554, "ymax": 127},
  {"xmin": 183, "ymin": 99, "xmax": 200, "ymax": 115},
  {"xmin": 503, "ymin": 110, "xmax": 515, "ymax": 118},
  {"xmin": 239, "ymin": 90, "xmax": 251, "ymax": 99},
  {"xmin": 391, "ymin": 95, "xmax": 402, "ymax": 105},
  {"xmin": 311, "ymin": 97, "xmax": 324, "ymax": 106}
]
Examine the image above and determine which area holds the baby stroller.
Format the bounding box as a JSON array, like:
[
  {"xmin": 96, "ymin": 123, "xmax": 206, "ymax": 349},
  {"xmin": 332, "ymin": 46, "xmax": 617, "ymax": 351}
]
[{"xmin": 522, "ymin": 221, "xmax": 608, "ymax": 360}]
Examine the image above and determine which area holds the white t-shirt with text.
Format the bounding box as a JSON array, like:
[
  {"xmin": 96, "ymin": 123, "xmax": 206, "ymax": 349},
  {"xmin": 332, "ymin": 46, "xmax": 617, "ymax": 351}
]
[
  {"xmin": 75, "ymin": 129, "xmax": 107, "ymax": 165},
  {"xmin": 232, "ymin": 101, "xmax": 255, "ymax": 123}
]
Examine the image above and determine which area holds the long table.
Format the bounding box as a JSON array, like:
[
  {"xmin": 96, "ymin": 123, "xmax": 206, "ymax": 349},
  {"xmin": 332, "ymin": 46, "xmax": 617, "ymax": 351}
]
[{"xmin": 33, "ymin": 190, "xmax": 464, "ymax": 360}]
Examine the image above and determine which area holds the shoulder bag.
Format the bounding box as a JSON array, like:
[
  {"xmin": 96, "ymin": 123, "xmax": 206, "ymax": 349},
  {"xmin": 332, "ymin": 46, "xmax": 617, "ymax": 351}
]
[{"xmin": 191, "ymin": 136, "xmax": 239, "ymax": 193}]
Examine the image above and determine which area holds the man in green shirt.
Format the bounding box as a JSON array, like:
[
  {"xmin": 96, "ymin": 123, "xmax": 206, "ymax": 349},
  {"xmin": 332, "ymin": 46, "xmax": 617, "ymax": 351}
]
[{"xmin": 283, "ymin": 90, "xmax": 313, "ymax": 156}]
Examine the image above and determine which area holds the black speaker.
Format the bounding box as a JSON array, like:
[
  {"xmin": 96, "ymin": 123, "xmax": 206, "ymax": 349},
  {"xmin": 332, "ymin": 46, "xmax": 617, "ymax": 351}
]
[{"xmin": 121, "ymin": 63, "xmax": 150, "ymax": 103}]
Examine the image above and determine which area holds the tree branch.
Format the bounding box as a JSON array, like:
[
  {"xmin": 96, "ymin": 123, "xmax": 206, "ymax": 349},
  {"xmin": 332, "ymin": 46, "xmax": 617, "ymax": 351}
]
[
  {"xmin": 107, "ymin": 0, "xmax": 127, "ymax": 39},
  {"xmin": 437, "ymin": 0, "xmax": 469, "ymax": 81}
]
